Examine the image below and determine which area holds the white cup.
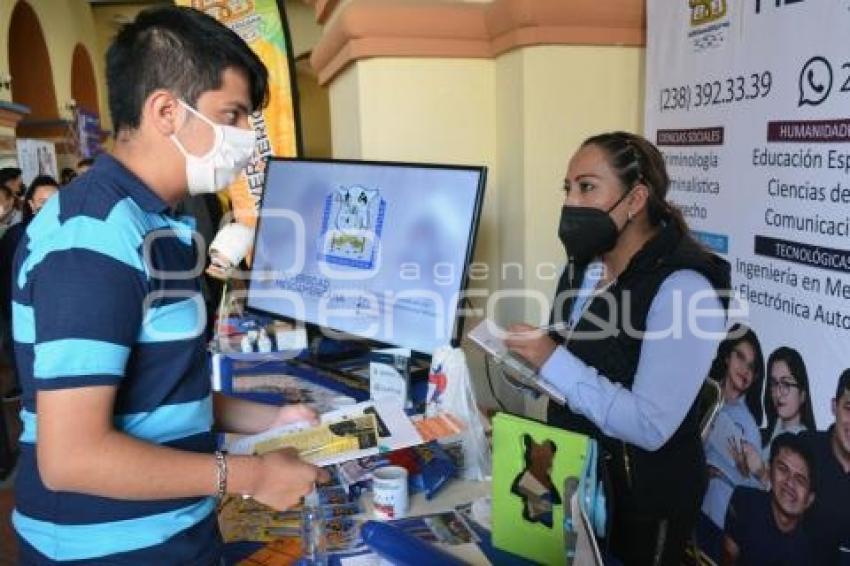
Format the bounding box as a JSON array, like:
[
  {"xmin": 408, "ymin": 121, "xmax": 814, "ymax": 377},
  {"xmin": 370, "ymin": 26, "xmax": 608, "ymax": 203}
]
[{"xmin": 371, "ymin": 465, "xmax": 409, "ymax": 520}]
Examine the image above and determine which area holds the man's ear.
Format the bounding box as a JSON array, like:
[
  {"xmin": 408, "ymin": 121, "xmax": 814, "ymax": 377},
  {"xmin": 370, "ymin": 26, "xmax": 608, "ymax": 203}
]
[
  {"xmin": 143, "ymin": 90, "xmax": 183, "ymax": 136},
  {"xmin": 805, "ymin": 491, "xmax": 815, "ymax": 510}
]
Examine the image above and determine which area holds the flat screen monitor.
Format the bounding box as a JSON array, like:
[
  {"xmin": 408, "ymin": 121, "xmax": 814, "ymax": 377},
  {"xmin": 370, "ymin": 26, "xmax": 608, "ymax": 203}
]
[{"xmin": 246, "ymin": 158, "xmax": 486, "ymax": 355}]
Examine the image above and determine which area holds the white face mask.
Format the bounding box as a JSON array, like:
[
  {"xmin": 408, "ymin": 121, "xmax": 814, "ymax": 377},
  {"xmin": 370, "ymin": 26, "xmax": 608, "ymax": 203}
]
[{"xmin": 170, "ymin": 100, "xmax": 256, "ymax": 195}]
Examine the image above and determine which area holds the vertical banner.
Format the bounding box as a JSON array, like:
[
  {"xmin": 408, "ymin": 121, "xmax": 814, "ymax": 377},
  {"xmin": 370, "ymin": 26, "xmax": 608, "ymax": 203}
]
[
  {"xmin": 646, "ymin": 2, "xmax": 850, "ymax": 563},
  {"xmin": 646, "ymin": 0, "xmax": 850, "ymax": 425},
  {"xmin": 76, "ymin": 109, "xmax": 103, "ymax": 159},
  {"xmin": 176, "ymin": 0, "xmax": 301, "ymax": 227},
  {"xmin": 16, "ymin": 139, "xmax": 58, "ymax": 185}
]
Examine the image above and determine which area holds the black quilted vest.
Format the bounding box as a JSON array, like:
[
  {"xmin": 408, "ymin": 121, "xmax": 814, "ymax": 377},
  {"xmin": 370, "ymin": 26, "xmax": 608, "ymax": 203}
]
[{"xmin": 547, "ymin": 221, "xmax": 730, "ymax": 517}]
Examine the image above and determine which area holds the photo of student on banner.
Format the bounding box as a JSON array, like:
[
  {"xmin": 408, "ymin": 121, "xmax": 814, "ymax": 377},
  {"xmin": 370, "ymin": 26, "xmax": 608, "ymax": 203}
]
[
  {"xmin": 722, "ymin": 432, "xmax": 817, "ymax": 565},
  {"xmin": 697, "ymin": 324, "xmax": 765, "ymax": 560},
  {"xmin": 763, "ymin": 348, "xmax": 817, "ymax": 447},
  {"xmin": 737, "ymin": 347, "xmax": 816, "ymax": 486},
  {"xmin": 799, "ymin": 369, "xmax": 850, "ymax": 566}
]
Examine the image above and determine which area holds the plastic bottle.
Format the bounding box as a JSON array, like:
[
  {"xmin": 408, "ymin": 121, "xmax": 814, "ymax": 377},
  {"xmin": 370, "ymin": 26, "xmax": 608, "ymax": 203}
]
[
  {"xmin": 257, "ymin": 329, "xmax": 273, "ymax": 353},
  {"xmin": 300, "ymin": 489, "xmax": 327, "ymax": 566}
]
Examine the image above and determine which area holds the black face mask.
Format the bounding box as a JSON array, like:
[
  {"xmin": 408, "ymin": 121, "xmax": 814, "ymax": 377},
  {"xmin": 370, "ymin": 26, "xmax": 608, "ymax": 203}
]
[{"xmin": 557, "ymin": 190, "xmax": 632, "ymax": 266}]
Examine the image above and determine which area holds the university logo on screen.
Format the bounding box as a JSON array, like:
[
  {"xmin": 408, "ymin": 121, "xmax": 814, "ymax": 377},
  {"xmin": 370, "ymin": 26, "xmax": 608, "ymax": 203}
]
[{"xmin": 688, "ymin": 0, "xmax": 730, "ymax": 51}]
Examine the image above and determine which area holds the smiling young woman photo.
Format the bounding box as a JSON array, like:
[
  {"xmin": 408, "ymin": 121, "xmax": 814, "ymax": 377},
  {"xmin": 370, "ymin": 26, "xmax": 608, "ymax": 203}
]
[
  {"xmin": 763, "ymin": 347, "xmax": 816, "ymax": 446},
  {"xmin": 697, "ymin": 324, "xmax": 766, "ymax": 560}
]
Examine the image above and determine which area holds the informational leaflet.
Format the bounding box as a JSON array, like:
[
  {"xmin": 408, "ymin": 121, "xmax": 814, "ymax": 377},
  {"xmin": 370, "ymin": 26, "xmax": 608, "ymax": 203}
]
[{"xmin": 225, "ymin": 401, "xmax": 424, "ymax": 467}]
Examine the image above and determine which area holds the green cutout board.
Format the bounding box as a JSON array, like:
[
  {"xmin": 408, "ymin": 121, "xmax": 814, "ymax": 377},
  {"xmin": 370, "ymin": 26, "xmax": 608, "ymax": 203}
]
[{"xmin": 491, "ymin": 412, "xmax": 590, "ymax": 565}]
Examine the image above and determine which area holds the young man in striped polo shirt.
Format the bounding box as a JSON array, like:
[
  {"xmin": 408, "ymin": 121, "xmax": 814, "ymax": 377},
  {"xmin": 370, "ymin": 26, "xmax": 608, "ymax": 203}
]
[{"xmin": 11, "ymin": 7, "xmax": 327, "ymax": 563}]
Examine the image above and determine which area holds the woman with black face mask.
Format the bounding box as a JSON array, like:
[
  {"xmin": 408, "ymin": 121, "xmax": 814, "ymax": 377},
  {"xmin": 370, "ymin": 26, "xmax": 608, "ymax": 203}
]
[{"xmin": 505, "ymin": 131, "xmax": 732, "ymax": 566}]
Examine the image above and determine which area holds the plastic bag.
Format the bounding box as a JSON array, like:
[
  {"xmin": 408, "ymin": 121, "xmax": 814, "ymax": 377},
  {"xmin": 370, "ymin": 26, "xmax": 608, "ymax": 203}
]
[{"xmin": 426, "ymin": 346, "xmax": 491, "ymax": 481}]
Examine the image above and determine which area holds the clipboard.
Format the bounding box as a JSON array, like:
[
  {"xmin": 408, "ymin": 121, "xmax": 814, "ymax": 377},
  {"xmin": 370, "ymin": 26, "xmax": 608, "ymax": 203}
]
[{"xmin": 467, "ymin": 319, "xmax": 566, "ymax": 405}]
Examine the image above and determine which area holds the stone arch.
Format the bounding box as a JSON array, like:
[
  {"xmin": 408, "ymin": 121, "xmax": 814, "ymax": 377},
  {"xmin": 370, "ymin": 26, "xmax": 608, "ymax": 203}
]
[
  {"xmin": 8, "ymin": 0, "xmax": 59, "ymax": 137},
  {"xmin": 71, "ymin": 43, "xmax": 99, "ymax": 116}
]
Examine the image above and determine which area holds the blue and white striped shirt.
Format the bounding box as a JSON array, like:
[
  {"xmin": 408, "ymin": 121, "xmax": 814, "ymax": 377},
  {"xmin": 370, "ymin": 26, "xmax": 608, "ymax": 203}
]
[{"xmin": 11, "ymin": 154, "xmax": 220, "ymax": 564}]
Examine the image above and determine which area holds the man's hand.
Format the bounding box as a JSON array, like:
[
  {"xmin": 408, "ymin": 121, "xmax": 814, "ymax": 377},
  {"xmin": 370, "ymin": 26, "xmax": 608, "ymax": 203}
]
[
  {"xmin": 721, "ymin": 534, "xmax": 740, "ymax": 566},
  {"xmin": 268, "ymin": 404, "xmax": 320, "ymax": 429},
  {"xmin": 213, "ymin": 394, "xmax": 320, "ymax": 435},
  {"xmin": 504, "ymin": 323, "xmax": 557, "ymax": 371},
  {"xmin": 250, "ymin": 448, "xmax": 330, "ymax": 511}
]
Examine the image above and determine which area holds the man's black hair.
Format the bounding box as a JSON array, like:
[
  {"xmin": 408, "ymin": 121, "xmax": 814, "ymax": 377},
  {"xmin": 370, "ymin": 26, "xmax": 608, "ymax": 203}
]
[
  {"xmin": 28, "ymin": 175, "xmax": 59, "ymax": 193},
  {"xmin": 837, "ymin": 369, "xmax": 850, "ymax": 401},
  {"xmin": 23, "ymin": 176, "xmax": 59, "ymax": 222},
  {"xmin": 0, "ymin": 167, "xmax": 22, "ymax": 187},
  {"xmin": 106, "ymin": 5, "xmax": 269, "ymax": 135},
  {"xmin": 769, "ymin": 432, "xmax": 816, "ymax": 493}
]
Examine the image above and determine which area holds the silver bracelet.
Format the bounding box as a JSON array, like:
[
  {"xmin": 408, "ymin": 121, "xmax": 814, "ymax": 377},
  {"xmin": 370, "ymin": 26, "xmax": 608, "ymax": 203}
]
[{"xmin": 214, "ymin": 450, "xmax": 228, "ymax": 500}]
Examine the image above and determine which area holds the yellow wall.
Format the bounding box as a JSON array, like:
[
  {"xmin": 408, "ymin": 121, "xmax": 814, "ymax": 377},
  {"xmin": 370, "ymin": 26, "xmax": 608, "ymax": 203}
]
[
  {"xmin": 508, "ymin": 46, "xmax": 644, "ymax": 323},
  {"xmin": 296, "ymin": 65, "xmax": 332, "ymax": 158},
  {"xmin": 0, "ymin": 0, "xmax": 15, "ymax": 106},
  {"xmin": 285, "ymin": 0, "xmax": 323, "ymax": 57},
  {"xmin": 287, "ymin": 0, "xmax": 330, "ymax": 158},
  {"xmin": 328, "ymin": 64, "xmax": 363, "ymax": 158}
]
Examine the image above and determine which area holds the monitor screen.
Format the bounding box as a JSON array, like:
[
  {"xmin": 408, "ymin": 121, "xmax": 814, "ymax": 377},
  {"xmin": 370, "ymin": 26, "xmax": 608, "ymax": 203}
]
[{"xmin": 246, "ymin": 158, "xmax": 486, "ymax": 355}]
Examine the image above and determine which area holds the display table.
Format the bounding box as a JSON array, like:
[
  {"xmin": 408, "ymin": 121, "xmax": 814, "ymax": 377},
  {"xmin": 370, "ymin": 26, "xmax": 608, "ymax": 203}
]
[
  {"xmin": 213, "ymin": 353, "xmax": 540, "ymax": 564},
  {"xmin": 221, "ymin": 478, "xmax": 538, "ymax": 566}
]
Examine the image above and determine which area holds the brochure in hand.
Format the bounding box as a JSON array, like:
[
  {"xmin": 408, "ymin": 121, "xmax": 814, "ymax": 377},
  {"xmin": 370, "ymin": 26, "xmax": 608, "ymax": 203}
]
[{"xmin": 225, "ymin": 401, "xmax": 424, "ymax": 467}]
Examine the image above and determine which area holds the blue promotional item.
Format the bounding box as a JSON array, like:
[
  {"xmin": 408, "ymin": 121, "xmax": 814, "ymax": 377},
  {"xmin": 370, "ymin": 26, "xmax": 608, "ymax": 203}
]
[
  {"xmin": 578, "ymin": 439, "xmax": 607, "ymax": 538},
  {"xmin": 360, "ymin": 521, "xmax": 467, "ymax": 566}
]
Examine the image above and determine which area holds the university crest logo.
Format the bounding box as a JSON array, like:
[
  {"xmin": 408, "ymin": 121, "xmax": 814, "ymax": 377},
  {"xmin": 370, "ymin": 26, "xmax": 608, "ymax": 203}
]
[{"xmin": 687, "ymin": 0, "xmax": 730, "ymax": 51}]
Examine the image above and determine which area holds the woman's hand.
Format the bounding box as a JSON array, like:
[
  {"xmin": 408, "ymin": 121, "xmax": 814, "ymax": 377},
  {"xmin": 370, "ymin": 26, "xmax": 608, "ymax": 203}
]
[
  {"xmin": 268, "ymin": 404, "xmax": 319, "ymax": 429},
  {"xmin": 728, "ymin": 437, "xmax": 751, "ymax": 477},
  {"xmin": 504, "ymin": 324, "xmax": 558, "ymax": 371},
  {"xmin": 740, "ymin": 440, "xmax": 769, "ymax": 485}
]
